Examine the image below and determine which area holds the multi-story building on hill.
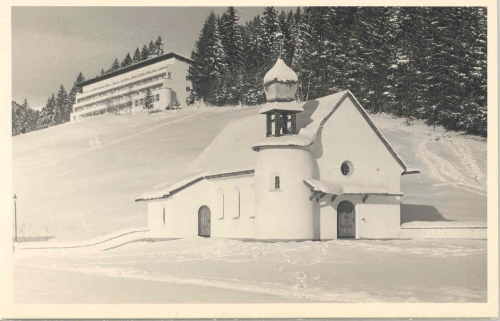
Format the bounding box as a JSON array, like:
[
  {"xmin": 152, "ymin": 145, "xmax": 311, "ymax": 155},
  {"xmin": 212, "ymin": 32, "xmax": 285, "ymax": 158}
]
[{"xmin": 71, "ymin": 52, "xmax": 193, "ymax": 122}]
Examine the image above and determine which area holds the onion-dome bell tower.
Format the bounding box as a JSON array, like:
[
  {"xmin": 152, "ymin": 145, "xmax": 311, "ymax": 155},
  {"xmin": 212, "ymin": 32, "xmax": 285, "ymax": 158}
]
[
  {"xmin": 260, "ymin": 58, "xmax": 303, "ymax": 137},
  {"xmin": 253, "ymin": 58, "xmax": 318, "ymax": 241}
]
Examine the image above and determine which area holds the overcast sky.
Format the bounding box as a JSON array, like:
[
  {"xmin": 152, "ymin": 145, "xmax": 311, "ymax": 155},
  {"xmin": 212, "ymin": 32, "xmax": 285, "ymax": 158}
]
[{"xmin": 12, "ymin": 6, "xmax": 295, "ymax": 108}]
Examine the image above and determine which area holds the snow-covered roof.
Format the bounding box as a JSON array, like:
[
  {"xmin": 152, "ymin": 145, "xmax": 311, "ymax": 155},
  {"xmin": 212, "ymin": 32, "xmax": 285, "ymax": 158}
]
[
  {"xmin": 263, "ymin": 58, "xmax": 298, "ymax": 84},
  {"xmin": 303, "ymin": 179, "xmax": 403, "ymax": 196},
  {"xmin": 137, "ymin": 90, "xmax": 415, "ymax": 202},
  {"xmin": 252, "ymin": 91, "xmax": 415, "ymax": 176},
  {"xmin": 259, "ymin": 101, "xmax": 304, "ymax": 114}
]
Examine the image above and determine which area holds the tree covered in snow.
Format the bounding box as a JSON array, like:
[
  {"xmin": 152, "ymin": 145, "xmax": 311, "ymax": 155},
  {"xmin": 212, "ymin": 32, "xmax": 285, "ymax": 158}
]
[
  {"xmin": 38, "ymin": 94, "xmax": 56, "ymax": 129},
  {"xmin": 188, "ymin": 11, "xmax": 228, "ymax": 105},
  {"xmin": 53, "ymin": 85, "xmax": 71, "ymax": 125}
]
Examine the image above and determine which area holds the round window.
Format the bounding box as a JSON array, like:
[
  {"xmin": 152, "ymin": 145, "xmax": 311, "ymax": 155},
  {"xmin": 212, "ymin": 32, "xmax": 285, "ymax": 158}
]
[{"xmin": 341, "ymin": 161, "xmax": 353, "ymax": 176}]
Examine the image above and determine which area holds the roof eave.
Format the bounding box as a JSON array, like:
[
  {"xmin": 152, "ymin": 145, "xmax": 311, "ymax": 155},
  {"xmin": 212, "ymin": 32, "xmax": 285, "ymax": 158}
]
[{"xmin": 78, "ymin": 52, "xmax": 193, "ymax": 87}]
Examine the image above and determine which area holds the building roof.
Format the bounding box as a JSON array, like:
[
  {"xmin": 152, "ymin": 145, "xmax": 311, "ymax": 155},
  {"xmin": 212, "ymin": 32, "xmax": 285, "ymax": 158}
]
[
  {"xmin": 252, "ymin": 90, "xmax": 419, "ymax": 177},
  {"xmin": 78, "ymin": 52, "xmax": 193, "ymax": 88},
  {"xmin": 137, "ymin": 90, "xmax": 418, "ymax": 202}
]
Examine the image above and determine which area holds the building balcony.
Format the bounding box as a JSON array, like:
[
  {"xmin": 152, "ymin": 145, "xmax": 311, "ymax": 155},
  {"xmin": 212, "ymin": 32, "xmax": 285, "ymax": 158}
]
[
  {"xmin": 78, "ymin": 65, "xmax": 170, "ymax": 100},
  {"xmin": 74, "ymin": 78, "xmax": 165, "ymax": 110}
]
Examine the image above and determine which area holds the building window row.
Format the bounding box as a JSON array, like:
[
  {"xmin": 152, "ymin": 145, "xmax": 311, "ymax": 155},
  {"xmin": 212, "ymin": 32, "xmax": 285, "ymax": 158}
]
[
  {"xmin": 134, "ymin": 94, "xmax": 160, "ymax": 107},
  {"xmin": 77, "ymin": 72, "xmax": 166, "ymax": 104},
  {"xmin": 83, "ymin": 64, "xmax": 169, "ymax": 95},
  {"xmin": 76, "ymin": 85, "xmax": 163, "ymax": 112}
]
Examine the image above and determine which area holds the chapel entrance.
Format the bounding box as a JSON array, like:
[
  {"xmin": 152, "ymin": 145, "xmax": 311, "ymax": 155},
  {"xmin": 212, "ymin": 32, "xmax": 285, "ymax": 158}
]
[
  {"xmin": 337, "ymin": 201, "xmax": 355, "ymax": 239},
  {"xmin": 198, "ymin": 205, "xmax": 211, "ymax": 237}
]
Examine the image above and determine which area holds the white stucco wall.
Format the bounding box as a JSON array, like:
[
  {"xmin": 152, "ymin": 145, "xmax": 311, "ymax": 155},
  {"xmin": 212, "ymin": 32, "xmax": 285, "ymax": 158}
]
[
  {"xmin": 255, "ymin": 147, "xmax": 319, "ymax": 240},
  {"xmin": 307, "ymin": 96, "xmax": 403, "ymax": 194},
  {"xmin": 146, "ymin": 174, "xmax": 256, "ymax": 239},
  {"xmin": 147, "ymin": 198, "xmax": 175, "ymax": 237},
  {"xmin": 356, "ymin": 203, "xmax": 400, "ymax": 239},
  {"xmin": 209, "ymin": 175, "xmax": 256, "ymax": 239},
  {"xmin": 318, "ymin": 195, "xmax": 400, "ymax": 240}
]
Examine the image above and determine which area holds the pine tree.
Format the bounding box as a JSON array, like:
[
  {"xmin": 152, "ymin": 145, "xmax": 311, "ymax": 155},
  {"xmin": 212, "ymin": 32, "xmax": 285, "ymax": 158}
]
[
  {"xmin": 19, "ymin": 99, "xmax": 30, "ymax": 133},
  {"xmin": 12, "ymin": 100, "xmax": 28, "ymax": 135},
  {"xmin": 143, "ymin": 87, "xmax": 154, "ymax": 114},
  {"xmin": 292, "ymin": 7, "xmax": 314, "ymax": 101},
  {"xmin": 100, "ymin": 68, "xmax": 105, "ymax": 76},
  {"xmin": 69, "ymin": 72, "xmax": 85, "ymax": 105},
  {"xmin": 109, "ymin": 58, "xmax": 120, "ymax": 72},
  {"xmin": 148, "ymin": 40, "xmax": 157, "ymax": 58},
  {"xmin": 220, "ymin": 7, "xmax": 244, "ymax": 71},
  {"xmin": 141, "ymin": 45, "xmax": 149, "ymax": 61},
  {"xmin": 133, "ymin": 47, "xmax": 142, "ymax": 64},
  {"xmin": 188, "ymin": 11, "xmax": 228, "ymax": 104},
  {"xmin": 121, "ymin": 53, "xmax": 133, "ymax": 67},
  {"xmin": 38, "ymin": 94, "xmax": 56, "ymax": 129},
  {"xmin": 155, "ymin": 36, "xmax": 165, "ymax": 56},
  {"xmin": 26, "ymin": 105, "xmax": 39, "ymax": 133},
  {"xmin": 262, "ymin": 6, "xmax": 281, "ymax": 68},
  {"xmin": 53, "ymin": 85, "xmax": 70, "ymax": 124}
]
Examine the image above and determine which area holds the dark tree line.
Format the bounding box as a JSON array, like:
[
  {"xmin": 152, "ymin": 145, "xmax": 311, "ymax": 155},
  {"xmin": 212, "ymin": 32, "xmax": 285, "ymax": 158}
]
[
  {"xmin": 188, "ymin": 7, "xmax": 487, "ymax": 136},
  {"xmin": 98, "ymin": 36, "xmax": 165, "ymax": 77},
  {"xmin": 12, "ymin": 72, "xmax": 86, "ymax": 136}
]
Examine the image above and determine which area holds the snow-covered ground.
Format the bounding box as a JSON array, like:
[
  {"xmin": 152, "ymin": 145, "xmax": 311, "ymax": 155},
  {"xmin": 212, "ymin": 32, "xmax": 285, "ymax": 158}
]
[{"xmin": 15, "ymin": 238, "xmax": 486, "ymax": 303}]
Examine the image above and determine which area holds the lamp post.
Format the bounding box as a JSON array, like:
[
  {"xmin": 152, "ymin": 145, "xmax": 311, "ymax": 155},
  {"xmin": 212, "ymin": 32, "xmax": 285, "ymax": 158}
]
[{"xmin": 13, "ymin": 194, "xmax": 17, "ymax": 243}]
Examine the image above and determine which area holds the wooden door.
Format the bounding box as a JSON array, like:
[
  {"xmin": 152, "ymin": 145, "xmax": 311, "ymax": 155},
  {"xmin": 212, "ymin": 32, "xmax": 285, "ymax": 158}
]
[
  {"xmin": 337, "ymin": 201, "xmax": 355, "ymax": 239},
  {"xmin": 198, "ymin": 206, "xmax": 211, "ymax": 237}
]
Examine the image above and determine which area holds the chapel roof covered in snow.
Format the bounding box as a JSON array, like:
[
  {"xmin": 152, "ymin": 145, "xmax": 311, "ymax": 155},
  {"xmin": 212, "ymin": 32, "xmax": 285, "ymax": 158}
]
[{"xmin": 136, "ymin": 90, "xmax": 416, "ymax": 202}]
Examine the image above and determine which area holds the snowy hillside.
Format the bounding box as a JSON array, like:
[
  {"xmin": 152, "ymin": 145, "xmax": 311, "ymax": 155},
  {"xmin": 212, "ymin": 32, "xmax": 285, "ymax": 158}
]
[{"xmin": 12, "ymin": 107, "xmax": 487, "ymax": 242}]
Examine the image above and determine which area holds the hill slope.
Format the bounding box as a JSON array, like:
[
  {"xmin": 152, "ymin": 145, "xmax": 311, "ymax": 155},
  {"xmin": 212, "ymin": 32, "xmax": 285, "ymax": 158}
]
[{"xmin": 12, "ymin": 107, "xmax": 487, "ymax": 242}]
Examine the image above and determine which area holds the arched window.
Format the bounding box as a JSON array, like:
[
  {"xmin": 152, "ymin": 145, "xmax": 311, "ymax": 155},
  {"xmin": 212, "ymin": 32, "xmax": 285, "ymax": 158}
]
[{"xmin": 275, "ymin": 176, "xmax": 280, "ymax": 189}]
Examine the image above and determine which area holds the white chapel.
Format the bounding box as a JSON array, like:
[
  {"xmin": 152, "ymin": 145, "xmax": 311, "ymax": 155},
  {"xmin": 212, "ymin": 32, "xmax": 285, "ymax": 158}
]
[{"xmin": 136, "ymin": 58, "xmax": 419, "ymax": 241}]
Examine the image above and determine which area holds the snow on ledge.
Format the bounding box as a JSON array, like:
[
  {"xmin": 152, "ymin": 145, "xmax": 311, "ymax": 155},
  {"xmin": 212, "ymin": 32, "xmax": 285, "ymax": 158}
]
[
  {"xmin": 259, "ymin": 101, "xmax": 304, "ymax": 114},
  {"xmin": 401, "ymin": 220, "xmax": 487, "ymax": 229}
]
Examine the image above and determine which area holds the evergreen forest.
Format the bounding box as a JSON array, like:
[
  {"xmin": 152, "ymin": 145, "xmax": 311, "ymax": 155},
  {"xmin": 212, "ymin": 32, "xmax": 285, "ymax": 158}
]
[{"xmin": 187, "ymin": 7, "xmax": 487, "ymax": 136}]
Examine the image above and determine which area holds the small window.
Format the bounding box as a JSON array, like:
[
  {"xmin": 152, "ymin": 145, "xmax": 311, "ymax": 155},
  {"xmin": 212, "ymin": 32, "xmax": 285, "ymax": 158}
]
[
  {"xmin": 186, "ymin": 87, "xmax": 191, "ymax": 92},
  {"xmin": 135, "ymin": 100, "xmax": 139, "ymax": 106},
  {"xmin": 155, "ymin": 94, "xmax": 160, "ymax": 102},
  {"xmin": 341, "ymin": 161, "xmax": 353, "ymax": 176},
  {"xmin": 186, "ymin": 75, "xmax": 191, "ymax": 81},
  {"xmin": 162, "ymin": 208, "xmax": 166, "ymax": 226},
  {"xmin": 167, "ymin": 72, "xmax": 172, "ymax": 79},
  {"xmin": 275, "ymin": 176, "xmax": 280, "ymax": 189}
]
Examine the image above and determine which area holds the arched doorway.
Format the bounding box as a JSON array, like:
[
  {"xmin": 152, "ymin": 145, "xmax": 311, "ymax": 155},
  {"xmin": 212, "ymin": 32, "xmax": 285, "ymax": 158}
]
[
  {"xmin": 337, "ymin": 201, "xmax": 355, "ymax": 239},
  {"xmin": 198, "ymin": 206, "xmax": 211, "ymax": 237}
]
